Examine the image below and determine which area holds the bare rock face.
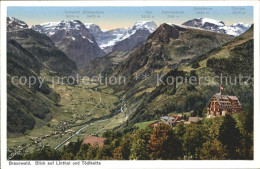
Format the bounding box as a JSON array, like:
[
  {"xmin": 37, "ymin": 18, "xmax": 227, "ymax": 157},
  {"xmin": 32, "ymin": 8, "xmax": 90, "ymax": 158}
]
[
  {"xmin": 85, "ymin": 24, "xmax": 130, "ymax": 53},
  {"xmin": 7, "ymin": 17, "xmax": 28, "ymax": 31},
  {"xmin": 112, "ymin": 29, "xmax": 151, "ymax": 52},
  {"xmin": 85, "ymin": 21, "xmax": 158, "ymax": 53},
  {"xmin": 148, "ymin": 23, "xmax": 183, "ymax": 43},
  {"xmin": 32, "ymin": 20, "xmax": 106, "ymax": 67},
  {"xmin": 111, "ymin": 21, "xmax": 158, "ymax": 52}
]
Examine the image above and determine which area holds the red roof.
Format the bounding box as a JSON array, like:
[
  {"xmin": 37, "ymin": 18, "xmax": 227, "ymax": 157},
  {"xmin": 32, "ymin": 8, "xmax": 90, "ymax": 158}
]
[{"xmin": 82, "ymin": 135, "xmax": 106, "ymax": 147}]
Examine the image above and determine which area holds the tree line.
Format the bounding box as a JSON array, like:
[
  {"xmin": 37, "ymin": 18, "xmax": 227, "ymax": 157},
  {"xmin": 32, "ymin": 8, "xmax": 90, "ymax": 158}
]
[{"xmin": 22, "ymin": 108, "xmax": 253, "ymax": 160}]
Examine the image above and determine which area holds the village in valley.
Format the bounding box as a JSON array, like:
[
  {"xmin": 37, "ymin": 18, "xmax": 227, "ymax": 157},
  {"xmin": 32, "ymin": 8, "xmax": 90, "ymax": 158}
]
[{"xmin": 8, "ymin": 85, "xmax": 244, "ymax": 156}]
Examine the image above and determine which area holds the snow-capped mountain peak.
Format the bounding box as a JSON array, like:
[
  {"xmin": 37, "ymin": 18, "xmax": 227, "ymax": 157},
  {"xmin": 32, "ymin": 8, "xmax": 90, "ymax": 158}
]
[
  {"xmin": 32, "ymin": 19, "xmax": 105, "ymax": 67},
  {"xmin": 7, "ymin": 17, "xmax": 28, "ymax": 31},
  {"xmin": 183, "ymin": 17, "xmax": 251, "ymax": 36},
  {"xmin": 225, "ymin": 22, "xmax": 251, "ymax": 36},
  {"xmin": 57, "ymin": 20, "xmax": 86, "ymax": 31},
  {"xmin": 118, "ymin": 21, "xmax": 157, "ymax": 41},
  {"xmin": 84, "ymin": 23, "xmax": 94, "ymax": 28},
  {"xmin": 40, "ymin": 22, "xmax": 59, "ymax": 27},
  {"xmin": 84, "ymin": 23, "xmax": 102, "ymax": 33},
  {"xmin": 230, "ymin": 22, "xmax": 251, "ymax": 29},
  {"xmin": 199, "ymin": 17, "xmax": 225, "ymax": 26},
  {"xmin": 39, "ymin": 20, "xmax": 86, "ymax": 30},
  {"xmin": 88, "ymin": 21, "xmax": 157, "ymax": 53},
  {"xmin": 32, "ymin": 20, "xmax": 91, "ymax": 38},
  {"xmin": 132, "ymin": 21, "xmax": 158, "ymax": 33}
]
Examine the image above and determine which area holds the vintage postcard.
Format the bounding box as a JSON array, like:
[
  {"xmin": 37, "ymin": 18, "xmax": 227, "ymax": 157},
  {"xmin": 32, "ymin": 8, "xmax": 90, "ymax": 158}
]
[{"xmin": 1, "ymin": 1, "xmax": 260, "ymax": 169}]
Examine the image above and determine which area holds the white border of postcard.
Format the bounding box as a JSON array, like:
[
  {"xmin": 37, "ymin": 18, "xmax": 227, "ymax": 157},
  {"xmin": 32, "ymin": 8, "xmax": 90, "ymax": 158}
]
[{"xmin": 1, "ymin": 1, "xmax": 260, "ymax": 169}]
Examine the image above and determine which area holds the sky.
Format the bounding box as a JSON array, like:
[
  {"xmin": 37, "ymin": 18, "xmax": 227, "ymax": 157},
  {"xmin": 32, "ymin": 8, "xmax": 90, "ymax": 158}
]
[{"xmin": 7, "ymin": 6, "xmax": 253, "ymax": 30}]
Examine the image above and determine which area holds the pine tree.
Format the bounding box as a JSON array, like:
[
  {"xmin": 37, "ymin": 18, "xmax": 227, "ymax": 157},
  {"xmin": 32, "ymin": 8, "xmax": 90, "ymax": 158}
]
[
  {"xmin": 218, "ymin": 114, "xmax": 242, "ymax": 159},
  {"xmin": 96, "ymin": 145, "xmax": 113, "ymax": 160},
  {"xmin": 86, "ymin": 145, "xmax": 99, "ymax": 160},
  {"xmin": 75, "ymin": 144, "xmax": 89, "ymax": 160}
]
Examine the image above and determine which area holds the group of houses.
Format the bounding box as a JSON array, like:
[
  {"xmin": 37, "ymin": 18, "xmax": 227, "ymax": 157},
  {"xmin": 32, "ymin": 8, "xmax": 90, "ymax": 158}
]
[
  {"xmin": 150, "ymin": 86, "xmax": 243, "ymax": 128},
  {"xmin": 149, "ymin": 115, "xmax": 203, "ymax": 128},
  {"xmin": 74, "ymin": 86, "xmax": 243, "ymax": 148}
]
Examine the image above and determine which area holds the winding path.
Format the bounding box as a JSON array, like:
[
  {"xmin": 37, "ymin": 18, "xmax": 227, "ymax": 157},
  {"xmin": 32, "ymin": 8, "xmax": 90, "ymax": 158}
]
[{"xmin": 54, "ymin": 88, "xmax": 102, "ymax": 150}]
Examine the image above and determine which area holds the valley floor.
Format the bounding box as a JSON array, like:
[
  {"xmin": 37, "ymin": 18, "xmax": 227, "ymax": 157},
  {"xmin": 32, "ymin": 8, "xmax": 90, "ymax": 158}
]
[{"xmin": 7, "ymin": 71, "xmax": 127, "ymax": 160}]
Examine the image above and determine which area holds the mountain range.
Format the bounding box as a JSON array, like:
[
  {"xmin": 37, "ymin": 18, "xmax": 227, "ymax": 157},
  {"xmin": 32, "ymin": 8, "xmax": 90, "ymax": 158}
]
[
  {"xmin": 84, "ymin": 23, "xmax": 129, "ymax": 53},
  {"xmin": 6, "ymin": 16, "xmax": 253, "ymax": 136},
  {"xmin": 85, "ymin": 21, "xmax": 157, "ymax": 53},
  {"xmin": 83, "ymin": 23, "xmax": 233, "ymax": 77},
  {"xmin": 30, "ymin": 18, "xmax": 250, "ymax": 68},
  {"xmin": 31, "ymin": 20, "xmax": 106, "ymax": 67}
]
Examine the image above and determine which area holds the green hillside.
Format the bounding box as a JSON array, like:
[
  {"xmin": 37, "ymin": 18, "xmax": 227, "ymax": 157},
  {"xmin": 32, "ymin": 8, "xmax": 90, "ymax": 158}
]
[
  {"xmin": 116, "ymin": 25, "xmax": 253, "ymax": 129},
  {"xmin": 7, "ymin": 28, "xmax": 77, "ymax": 136}
]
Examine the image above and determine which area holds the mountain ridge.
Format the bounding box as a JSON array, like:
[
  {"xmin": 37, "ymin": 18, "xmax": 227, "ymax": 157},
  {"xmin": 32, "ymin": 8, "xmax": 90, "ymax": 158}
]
[
  {"xmin": 182, "ymin": 17, "xmax": 251, "ymax": 36},
  {"xmin": 116, "ymin": 24, "xmax": 253, "ymax": 129},
  {"xmin": 7, "ymin": 17, "xmax": 78, "ymax": 136},
  {"xmin": 32, "ymin": 20, "xmax": 106, "ymax": 67},
  {"xmin": 112, "ymin": 23, "xmax": 233, "ymax": 77}
]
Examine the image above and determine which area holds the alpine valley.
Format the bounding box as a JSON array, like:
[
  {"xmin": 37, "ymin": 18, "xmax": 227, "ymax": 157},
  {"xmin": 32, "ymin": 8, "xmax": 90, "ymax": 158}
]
[{"xmin": 7, "ymin": 16, "xmax": 254, "ymax": 160}]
